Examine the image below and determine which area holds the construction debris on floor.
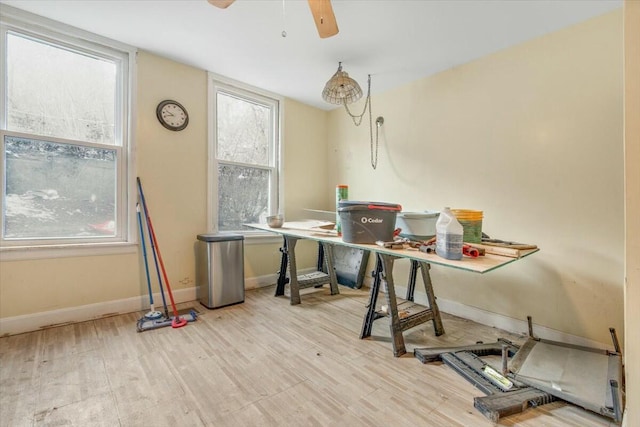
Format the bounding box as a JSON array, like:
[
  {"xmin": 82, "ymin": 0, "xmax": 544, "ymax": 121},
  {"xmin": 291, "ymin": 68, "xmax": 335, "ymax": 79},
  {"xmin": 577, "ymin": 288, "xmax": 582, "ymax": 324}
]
[{"xmin": 414, "ymin": 317, "xmax": 625, "ymax": 424}]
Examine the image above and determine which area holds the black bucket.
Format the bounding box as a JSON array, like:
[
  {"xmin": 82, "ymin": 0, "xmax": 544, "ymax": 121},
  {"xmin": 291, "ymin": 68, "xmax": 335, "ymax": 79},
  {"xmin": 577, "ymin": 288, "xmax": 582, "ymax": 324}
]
[{"xmin": 338, "ymin": 201, "xmax": 402, "ymax": 244}]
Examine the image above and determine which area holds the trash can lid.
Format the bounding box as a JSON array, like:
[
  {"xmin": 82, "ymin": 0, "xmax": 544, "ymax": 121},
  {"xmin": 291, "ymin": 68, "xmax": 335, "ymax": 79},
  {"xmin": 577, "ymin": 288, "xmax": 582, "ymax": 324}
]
[{"xmin": 197, "ymin": 233, "xmax": 244, "ymax": 242}]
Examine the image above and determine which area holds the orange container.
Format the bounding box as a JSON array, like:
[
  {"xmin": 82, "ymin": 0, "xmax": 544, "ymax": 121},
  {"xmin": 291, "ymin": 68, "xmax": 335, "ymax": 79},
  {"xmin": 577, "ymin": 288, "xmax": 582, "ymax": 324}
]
[{"xmin": 451, "ymin": 209, "xmax": 483, "ymax": 219}]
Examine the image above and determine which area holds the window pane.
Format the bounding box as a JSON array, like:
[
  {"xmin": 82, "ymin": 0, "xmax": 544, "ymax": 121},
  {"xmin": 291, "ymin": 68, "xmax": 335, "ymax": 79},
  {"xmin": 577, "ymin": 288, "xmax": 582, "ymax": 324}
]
[
  {"xmin": 217, "ymin": 92, "xmax": 270, "ymax": 166},
  {"xmin": 3, "ymin": 135, "xmax": 117, "ymax": 239},
  {"xmin": 6, "ymin": 33, "xmax": 117, "ymax": 145},
  {"xmin": 218, "ymin": 164, "xmax": 269, "ymax": 231}
]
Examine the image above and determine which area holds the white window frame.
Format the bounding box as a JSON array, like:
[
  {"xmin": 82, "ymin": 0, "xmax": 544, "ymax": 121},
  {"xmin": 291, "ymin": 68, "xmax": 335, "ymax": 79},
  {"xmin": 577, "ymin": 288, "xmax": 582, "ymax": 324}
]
[
  {"xmin": 0, "ymin": 6, "xmax": 137, "ymax": 260},
  {"xmin": 207, "ymin": 72, "xmax": 284, "ymax": 239}
]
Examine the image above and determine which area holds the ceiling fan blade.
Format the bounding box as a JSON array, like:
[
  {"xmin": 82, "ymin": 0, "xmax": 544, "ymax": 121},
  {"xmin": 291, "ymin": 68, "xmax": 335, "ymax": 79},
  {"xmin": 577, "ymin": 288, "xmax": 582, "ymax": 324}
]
[
  {"xmin": 307, "ymin": 0, "xmax": 339, "ymax": 39},
  {"xmin": 208, "ymin": 0, "xmax": 235, "ymax": 9}
]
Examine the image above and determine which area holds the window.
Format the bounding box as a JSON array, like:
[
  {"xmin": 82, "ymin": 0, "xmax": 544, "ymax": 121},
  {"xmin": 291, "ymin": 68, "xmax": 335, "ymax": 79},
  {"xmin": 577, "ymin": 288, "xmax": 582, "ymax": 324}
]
[
  {"xmin": 0, "ymin": 7, "xmax": 135, "ymax": 252},
  {"xmin": 209, "ymin": 76, "xmax": 282, "ymax": 233}
]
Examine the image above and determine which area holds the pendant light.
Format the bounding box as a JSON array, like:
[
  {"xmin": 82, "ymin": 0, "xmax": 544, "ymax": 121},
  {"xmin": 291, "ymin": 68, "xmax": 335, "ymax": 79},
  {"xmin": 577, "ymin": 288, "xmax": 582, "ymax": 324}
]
[{"xmin": 322, "ymin": 62, "xmax": 384, "ymax": 169}]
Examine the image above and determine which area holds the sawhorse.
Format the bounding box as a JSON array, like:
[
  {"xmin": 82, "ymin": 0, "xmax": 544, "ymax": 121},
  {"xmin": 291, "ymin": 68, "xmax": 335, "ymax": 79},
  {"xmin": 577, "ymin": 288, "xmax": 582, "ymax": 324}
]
[
  {"xmin": 274, "ymin": 235, "xmax": 339, "ymax": 305},
  {"xmin": 360, "ymin": 253, "xmax": 445, "ymax": 356}
]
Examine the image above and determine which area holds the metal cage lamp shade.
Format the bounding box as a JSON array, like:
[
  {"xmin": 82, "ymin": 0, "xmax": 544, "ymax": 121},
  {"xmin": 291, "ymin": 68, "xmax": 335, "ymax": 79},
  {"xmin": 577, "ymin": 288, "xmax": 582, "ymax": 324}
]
[{"xmin": 322, "ymin": 62, "xmax": 363, "ymax": 105}]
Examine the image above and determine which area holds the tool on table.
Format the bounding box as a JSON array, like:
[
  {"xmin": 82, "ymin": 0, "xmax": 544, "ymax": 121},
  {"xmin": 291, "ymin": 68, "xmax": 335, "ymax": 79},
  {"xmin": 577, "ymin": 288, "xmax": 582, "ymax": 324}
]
[
  {"xmin": 376, "ymin": 240, "xmax": 405, "ymax": 249},
  {"xmin": 463, "ymin": 244, "xmax": 480, "ymax": 258},
  {"xmin": 375, "ymin": 237, "xmax": 486, "ymax": 258},
  {"xmin": 376, "ymin": 237, "xmax": 430, "ymax": 250},
  {"xmin": 469, "ymin": 245, "xmax": 485, "ymax": 256},
  {"xmin": 470, "ymin": 233, "xmax": 537, "ymax": 258},
  {"xmin": 416, "ymin": 239, "xmax": 483, "ymax": 257},
  {"xmin": 481, "ymin": 236, "xmax": 537, "ymax": 250},
  {"xmin": 404, "ymin": 239, "xmax": 423, "ymax": 248},
  {"xmin": 418, "ymin": 244, "xmax": 437, "ymax": 254}
]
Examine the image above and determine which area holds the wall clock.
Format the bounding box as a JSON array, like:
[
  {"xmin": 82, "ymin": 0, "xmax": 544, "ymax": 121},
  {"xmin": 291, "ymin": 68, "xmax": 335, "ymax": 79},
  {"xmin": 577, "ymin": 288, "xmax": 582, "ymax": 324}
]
[{"xmin": 156, "ymin": 100, "xmax": 189, "ymax": 131}]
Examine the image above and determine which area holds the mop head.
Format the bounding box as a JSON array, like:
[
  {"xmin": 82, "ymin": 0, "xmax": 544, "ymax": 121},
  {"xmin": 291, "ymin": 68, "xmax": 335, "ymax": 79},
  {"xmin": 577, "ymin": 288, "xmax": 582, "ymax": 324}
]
[
  {"xmin": 171, "ymin": 316, "xmax": 188, "ymax": 328},
  {"xmin": 144, "ymin": 310, "xmax": 164, "ymax": 320},
  {"xmin": 136, "ymin": 310, "xmax": 198, "ymax": 332}
]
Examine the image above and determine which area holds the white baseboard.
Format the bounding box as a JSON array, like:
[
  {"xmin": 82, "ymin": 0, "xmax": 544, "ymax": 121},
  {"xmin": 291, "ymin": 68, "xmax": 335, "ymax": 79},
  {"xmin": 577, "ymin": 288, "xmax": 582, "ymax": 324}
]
[
  {"xmin": 0, "ymin": 287, "xmax": 196, "ymax": 337},
  {"xmin": 244, "ymin": 272, "xmax": 279, "ymax": 290},
  {"xmin": 1, "ymin": 273, "xmax": 613, "ymax": 351},
  {"xmin": 399, "ymin": 285, "xmax": 614, "ymax": 350},
  {"xmin": 0, "ymin": 271, "xmax": 287, "ymax": 337},
  {"xmin": 244, "ymin": 268, "xmax": 319, "ymax": 290}
]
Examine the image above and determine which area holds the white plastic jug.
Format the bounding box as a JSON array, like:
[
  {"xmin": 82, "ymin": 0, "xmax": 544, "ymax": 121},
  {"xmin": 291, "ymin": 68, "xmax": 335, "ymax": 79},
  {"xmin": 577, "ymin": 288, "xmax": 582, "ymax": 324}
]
[{"xmin": 435, "ymin": 207, "xmax": 463, "ymax": 260}]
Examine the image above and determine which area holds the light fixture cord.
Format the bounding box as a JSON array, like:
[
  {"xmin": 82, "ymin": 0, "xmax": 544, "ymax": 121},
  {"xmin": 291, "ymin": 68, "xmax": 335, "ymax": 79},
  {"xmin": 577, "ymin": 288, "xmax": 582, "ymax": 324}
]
[
  {"xmin": 281, "ymin": 0, "xmax": 287, "ymax": 37},
  {"xmin": 371, "ymin": 102, "xmax": 379, "ymax": 170},
  {"xmin": 343, "ymin": 74, "xmax": 370, "ymax": 126},
  {"xmin": 343, "ymin": 75, "xmax": 379, "ymax": 169}
]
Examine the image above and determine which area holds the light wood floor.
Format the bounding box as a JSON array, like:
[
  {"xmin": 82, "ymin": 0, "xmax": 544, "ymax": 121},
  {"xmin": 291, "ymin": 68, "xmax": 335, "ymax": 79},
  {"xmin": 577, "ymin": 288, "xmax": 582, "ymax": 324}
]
[{"xmin": 0, "ymin": 285, "xmax": 614, "ymax": 427}]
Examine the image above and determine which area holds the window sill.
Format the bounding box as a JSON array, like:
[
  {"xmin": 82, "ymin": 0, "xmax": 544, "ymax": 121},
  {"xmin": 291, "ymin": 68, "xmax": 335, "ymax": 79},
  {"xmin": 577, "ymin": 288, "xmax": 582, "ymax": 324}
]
[{"xmin": 0, "ymin": 242, "xmax": 137, "ymax": 261}]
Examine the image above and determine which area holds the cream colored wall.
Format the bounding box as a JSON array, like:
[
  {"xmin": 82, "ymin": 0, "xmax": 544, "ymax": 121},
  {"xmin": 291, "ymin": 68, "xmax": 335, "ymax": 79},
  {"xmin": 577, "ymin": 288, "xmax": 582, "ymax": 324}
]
[
  {"xmin": 623, "ymin": 0, "xmax": 639, "ymax": 423},
  {"xmin": 136, "ymin": 52, "xmax": 209, "ymax": 291},
  {"xmin": 0, "ymin": 52, "xmax": 325, "ymax": 321},
  {"xmin": 244, "ymin": 99, "xmax": 329, "ymax": 280},
  {"xmin": 281, "ymin": 98, "xmax": 331, "ymax": 269},
  {"xmin": 328, "ymin": 10, "xmax": 624, "ymax": 345},
  {"xmin": 282, "ymin": 99, "xmax": 332, "ymax": 217},
  {"xmin": 0, "ymin": 255, "xmax": 140, "ymax": 318}
]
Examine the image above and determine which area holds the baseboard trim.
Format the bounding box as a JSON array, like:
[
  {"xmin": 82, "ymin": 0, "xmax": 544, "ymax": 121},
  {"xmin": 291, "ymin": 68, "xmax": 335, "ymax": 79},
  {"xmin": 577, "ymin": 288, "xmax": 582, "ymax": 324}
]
[
  {"xmin": 0, "ymin": 287, "xmax": 195, "ymax": 337},
  {"xmin": 244, "ymin": 273, "xmax": 279, "ymax": 290},
  {"xmin": 399, "ymin": 285, "xmax": 613, "ymax": 350},
  {"xmin": 2, "ymin": 274, "xmax": 612, "ymax": 350},
  {"xmin": 0, "ymin": 271, "xmax": 287, "ymax": 336}
]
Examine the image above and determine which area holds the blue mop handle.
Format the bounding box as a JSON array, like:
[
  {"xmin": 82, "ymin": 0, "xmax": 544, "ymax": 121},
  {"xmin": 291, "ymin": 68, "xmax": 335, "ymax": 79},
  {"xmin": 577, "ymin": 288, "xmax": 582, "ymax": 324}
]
[
  {"xmin": 137, "ymin": 177, "xmax": 169, "ymax": 317},
  {"xmin": 136, "ymin": 203, "xmax": 154, "ymax": 306}
]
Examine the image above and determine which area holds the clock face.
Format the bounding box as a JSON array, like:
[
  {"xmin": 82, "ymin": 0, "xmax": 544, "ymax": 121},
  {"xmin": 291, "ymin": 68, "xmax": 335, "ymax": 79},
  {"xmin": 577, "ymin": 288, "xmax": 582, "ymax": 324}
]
[{"xmin": 156, "ymin": 100, "xmax": 189, "ymax": 131}]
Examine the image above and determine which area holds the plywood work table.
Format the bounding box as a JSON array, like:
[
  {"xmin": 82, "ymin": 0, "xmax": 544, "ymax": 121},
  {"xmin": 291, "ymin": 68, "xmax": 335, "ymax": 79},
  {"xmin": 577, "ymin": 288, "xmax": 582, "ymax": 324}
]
[{"xmin": 248, "ymin": 222, "xmax": 539, "ymax": 356}]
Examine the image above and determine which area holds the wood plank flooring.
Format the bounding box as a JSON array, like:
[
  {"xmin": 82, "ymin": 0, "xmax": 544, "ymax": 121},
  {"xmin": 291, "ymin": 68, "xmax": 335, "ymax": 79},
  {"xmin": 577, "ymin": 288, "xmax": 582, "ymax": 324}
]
[{"xmin": 0, "ymin": 285, "xmax": 615, "ymax": 426}]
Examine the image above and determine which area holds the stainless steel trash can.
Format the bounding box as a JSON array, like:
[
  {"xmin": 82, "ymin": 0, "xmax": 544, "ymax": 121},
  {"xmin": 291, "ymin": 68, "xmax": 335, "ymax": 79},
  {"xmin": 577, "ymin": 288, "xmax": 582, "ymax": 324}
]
[{"xmin": 196, "ymin": 233, "xmax": 244, "ymax": 309}]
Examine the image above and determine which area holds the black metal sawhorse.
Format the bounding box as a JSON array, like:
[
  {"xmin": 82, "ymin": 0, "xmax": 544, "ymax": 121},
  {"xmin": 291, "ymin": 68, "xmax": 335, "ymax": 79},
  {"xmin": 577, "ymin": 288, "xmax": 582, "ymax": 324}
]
[
  {"xmin": 274, "ymin": 235, "xmax": 339, "ymax": 305},
  {"xmin": 360, "ymin": 254, "xmax": 445, "ymax": 356}
]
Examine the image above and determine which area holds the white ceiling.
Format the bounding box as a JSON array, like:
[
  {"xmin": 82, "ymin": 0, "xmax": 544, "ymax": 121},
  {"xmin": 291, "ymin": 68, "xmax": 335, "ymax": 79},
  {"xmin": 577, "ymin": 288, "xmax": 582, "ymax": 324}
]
[{"xmin": 1, "ymin": 0, "xmax": 622, "ymax": 110}]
